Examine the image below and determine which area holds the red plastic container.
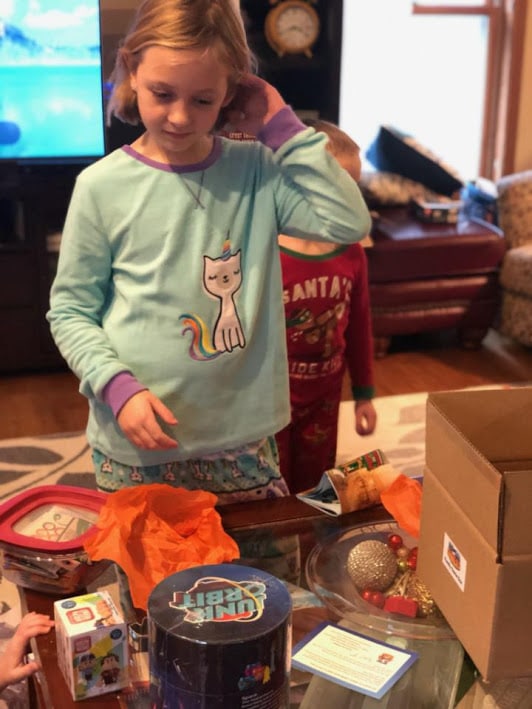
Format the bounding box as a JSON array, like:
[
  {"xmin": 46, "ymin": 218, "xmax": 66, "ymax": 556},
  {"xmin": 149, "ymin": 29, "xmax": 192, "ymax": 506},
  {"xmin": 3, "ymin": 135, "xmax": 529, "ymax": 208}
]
[{"xmin": 0, "ymin": 485, "xmax": 110, "ymax": 595}]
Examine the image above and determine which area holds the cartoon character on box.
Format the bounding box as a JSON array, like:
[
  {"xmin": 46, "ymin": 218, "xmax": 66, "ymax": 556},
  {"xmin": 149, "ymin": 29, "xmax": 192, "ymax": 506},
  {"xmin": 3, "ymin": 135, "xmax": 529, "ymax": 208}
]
[
  {"xmin": 78, "ymin": 652, "xmax": 96, "ymax": 682},
  {"xmin": 238, "ymin": 661, "xmax": 270, "ymax": 691},
  {"xmin": 99, "ymin": 653, "xmax": 121, "ymax": 686}
]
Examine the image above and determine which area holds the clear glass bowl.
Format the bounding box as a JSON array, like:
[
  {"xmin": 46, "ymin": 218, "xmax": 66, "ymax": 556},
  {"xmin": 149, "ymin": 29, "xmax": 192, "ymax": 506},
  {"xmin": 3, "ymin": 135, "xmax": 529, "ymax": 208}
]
[
  {"xmin": 306, "ymin": 520, "xmax": 454, "ymax": 639},
  {"xmin": 305, "ymin": 520, "xmax": 463, "ymax": 708}
]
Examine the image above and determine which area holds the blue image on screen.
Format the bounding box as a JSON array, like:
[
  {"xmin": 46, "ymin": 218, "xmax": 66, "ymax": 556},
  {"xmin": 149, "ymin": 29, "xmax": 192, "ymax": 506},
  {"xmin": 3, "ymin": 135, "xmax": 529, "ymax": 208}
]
[{"xmin": 0, "ymin": 1, "xmax": 105, "ymax": 160}]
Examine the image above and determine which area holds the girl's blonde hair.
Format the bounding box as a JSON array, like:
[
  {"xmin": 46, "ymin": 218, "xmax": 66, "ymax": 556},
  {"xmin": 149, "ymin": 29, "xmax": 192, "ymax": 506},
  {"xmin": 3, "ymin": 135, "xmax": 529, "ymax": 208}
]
[{"xmin": 106, "ymin": 0, "xmax": 253, "ymax": 126}]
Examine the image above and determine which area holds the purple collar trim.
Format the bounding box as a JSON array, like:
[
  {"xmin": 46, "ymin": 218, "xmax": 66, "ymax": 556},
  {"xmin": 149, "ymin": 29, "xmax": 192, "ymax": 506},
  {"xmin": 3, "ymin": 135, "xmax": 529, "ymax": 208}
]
[{"xmin": 121, "ymin": 136, "xmax": 222, "ymax": 173}]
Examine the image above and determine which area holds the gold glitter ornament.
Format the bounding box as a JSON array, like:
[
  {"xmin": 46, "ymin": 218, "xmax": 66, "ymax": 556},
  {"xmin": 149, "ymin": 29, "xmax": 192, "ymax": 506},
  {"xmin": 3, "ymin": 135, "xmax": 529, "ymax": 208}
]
[
  {"xmin": 405, "ymin": 573, "xmax": 443, "ymax": 618},
  {"xmin": 347, "ymin": 540, "xmax": 398, "ymax": 591}
]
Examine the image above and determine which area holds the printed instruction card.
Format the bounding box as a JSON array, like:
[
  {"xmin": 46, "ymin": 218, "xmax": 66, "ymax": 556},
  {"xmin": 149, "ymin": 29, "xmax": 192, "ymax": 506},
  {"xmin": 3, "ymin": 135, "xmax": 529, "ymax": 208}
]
[{"xmin": 291, "ymin": 621, "xmax": 418, "ymax": 700}]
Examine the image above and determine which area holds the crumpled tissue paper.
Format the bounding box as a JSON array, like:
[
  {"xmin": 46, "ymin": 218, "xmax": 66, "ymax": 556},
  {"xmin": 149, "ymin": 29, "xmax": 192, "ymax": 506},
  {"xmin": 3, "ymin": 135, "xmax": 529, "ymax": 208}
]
[{"xmin": 83, "ymin": 484, "xmax": 240, "ymax": 609}]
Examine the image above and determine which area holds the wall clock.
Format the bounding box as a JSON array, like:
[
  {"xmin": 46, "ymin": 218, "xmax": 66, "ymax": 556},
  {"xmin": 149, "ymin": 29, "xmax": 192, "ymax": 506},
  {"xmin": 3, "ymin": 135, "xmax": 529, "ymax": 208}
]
[{"xmin": 264, "ymin": 0, "xmax": 320, "ymax": 58}]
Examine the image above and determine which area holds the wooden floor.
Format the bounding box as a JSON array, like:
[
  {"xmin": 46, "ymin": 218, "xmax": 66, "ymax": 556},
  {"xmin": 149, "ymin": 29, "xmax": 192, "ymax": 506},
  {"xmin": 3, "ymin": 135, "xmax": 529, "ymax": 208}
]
[{"xmin": 1, "ymin": 327, "xmax": 530, "ymax": 440}]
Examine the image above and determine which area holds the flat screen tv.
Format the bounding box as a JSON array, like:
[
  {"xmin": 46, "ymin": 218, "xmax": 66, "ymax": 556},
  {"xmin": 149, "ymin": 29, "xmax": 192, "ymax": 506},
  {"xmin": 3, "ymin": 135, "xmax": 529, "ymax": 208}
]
[{"xmin": 0, "ymin": 0, "xmax": 106, "ymax": 163}]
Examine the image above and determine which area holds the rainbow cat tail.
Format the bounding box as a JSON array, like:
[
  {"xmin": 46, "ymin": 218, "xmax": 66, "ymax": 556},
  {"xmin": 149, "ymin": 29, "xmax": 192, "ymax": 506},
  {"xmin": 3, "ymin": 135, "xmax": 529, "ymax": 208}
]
[{"xmin": 180, "ymin": 314, "xmax": 221, "ymax": 360}]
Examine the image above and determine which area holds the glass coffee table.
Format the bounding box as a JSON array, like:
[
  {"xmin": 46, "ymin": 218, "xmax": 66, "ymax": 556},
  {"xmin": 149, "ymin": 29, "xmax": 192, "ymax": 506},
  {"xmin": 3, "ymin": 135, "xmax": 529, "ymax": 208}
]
[{"xmin": 24, "ymin": 496, "xmax": 462, "ymax": 708}]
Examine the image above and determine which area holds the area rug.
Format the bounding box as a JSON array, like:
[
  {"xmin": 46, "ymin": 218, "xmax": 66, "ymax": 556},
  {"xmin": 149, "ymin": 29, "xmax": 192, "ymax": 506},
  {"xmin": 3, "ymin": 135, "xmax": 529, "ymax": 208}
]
[
  {"xmin": 0, "ymin": 430, "xmax": 94, "ymax": 505},
  {"xmin": 335, "ymin": 383, "xmax": 517, "ymax": 479},
  {"xmin": 336, "ymin": 390, "xmax": 427, "ymax": 478},
  {"xmin": 0, "ymin": 385, "xmax": 515, "ymax": 506}
]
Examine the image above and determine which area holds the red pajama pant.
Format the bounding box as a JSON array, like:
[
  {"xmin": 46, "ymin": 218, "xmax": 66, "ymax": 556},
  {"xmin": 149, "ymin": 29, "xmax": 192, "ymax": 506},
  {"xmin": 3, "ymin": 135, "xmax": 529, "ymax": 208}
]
[{"xmin": 276, "ymin": 389, "xmax": 341, "ymax": 495}]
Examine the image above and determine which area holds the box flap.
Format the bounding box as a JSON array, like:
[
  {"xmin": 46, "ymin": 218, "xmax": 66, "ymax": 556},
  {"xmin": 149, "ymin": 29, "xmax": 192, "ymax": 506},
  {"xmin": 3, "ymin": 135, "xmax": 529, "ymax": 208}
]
[
  {"xmin": 426, "ymin": 388, "xmax": 532, "ymax": 555},
  {"xmin": 500, "ymin": 468, "xmax": 532, "ymax": 556},
  {"xmin": 425, "ymin": 394, "xmax": 502, "ymax": 552},
  {"xmin": 427, "ymin": 388, "xmax": 532, "ymax": 459}
]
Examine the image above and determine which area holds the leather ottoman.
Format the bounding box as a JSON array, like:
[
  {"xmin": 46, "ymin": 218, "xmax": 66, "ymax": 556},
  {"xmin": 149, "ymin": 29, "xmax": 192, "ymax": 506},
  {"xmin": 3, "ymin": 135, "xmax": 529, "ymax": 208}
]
[{"xmin": 366, "ymin": 207, "xmax": 506, "ymax": 357}]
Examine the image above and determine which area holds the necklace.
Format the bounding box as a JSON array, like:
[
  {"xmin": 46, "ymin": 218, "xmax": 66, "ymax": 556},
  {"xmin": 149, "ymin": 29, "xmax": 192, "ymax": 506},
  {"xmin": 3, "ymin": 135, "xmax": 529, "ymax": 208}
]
[{"xmin": 177, "ymin": 170, "xmax": 205, "ymax": 210}]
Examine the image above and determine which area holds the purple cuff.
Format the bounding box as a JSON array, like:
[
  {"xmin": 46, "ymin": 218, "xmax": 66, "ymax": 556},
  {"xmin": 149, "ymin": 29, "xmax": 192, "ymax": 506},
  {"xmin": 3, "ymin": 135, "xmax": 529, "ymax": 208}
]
[
  {"xmin": 257, "ymin": 106, "xmax": 307, "ymax": 152},
  {"xmin": 101, "ymin": 371, "xmax": 147, "ymax": 418}
]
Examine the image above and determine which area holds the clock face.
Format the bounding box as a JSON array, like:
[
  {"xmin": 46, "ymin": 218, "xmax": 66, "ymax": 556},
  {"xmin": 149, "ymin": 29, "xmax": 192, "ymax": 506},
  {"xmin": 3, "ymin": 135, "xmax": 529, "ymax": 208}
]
[
  {"xmin": 274, "ymin": 6, "xmax": 319, "ymax": 52},
  {"xmin": 265, "ymin": 1, "xmax": 320, "ymax": 56}
]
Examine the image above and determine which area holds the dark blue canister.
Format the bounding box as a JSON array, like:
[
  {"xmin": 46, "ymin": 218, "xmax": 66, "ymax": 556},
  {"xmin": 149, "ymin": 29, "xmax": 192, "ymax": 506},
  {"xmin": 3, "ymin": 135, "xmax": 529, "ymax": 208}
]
[{"xmin": 148, "ymin": 564, "xmax": 292, "ymax": 708}]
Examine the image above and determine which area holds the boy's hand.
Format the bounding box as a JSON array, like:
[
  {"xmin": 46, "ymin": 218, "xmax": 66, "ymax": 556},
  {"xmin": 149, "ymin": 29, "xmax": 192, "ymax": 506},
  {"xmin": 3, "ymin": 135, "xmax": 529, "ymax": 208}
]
[
  {"xmin": 0, "ymin": 612, "xmax": 54, "ymax": 693},
  {"xmin": 221, "ymin": 74, "xmax": 286, "ymax": 136},
  {"xmin": 117, "ymin": 390, "xmax": 179, "ymax": 450},
  {"xmin": 354, "ymin": 399, "xmax": 377, "ymax": 436}
]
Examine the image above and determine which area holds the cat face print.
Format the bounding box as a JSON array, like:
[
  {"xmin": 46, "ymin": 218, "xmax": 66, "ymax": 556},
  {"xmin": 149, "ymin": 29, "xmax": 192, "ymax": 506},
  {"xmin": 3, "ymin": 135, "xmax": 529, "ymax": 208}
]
[{"xmin": 203, "ymin": 250, "xmax": 242, "ymax": 299}]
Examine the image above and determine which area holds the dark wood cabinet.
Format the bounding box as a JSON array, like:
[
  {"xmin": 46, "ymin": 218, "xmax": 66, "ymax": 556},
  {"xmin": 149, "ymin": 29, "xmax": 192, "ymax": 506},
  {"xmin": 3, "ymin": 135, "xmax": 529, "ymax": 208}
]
[
  {"xmin": 240, "ymin": 0, "xmax": 343, "ymax": 122},
  {"xmin": 0, "ymin": 164, "xmax": 82, "ymax": 372}
]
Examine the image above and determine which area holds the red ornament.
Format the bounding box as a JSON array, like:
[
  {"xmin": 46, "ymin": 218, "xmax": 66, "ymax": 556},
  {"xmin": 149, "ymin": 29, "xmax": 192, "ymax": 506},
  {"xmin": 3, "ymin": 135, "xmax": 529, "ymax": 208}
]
[
  {"xmin": 384, "ymin": 595, "xmax": 418, "ymax": 618},
  {"xmin": 388, "ymin": 534, "xmax": 403, "ymax": 551},
  {"xmin": 407, "ymin": 556, "xmax": 417, "ymax": 570},
  {"xmin": 369, "ymin": 591, "xmax": 385, "ymax": 609},
  {"xmin": 361, "ymin": 589, "xmax": 386, "ymax": 609},
  {"xmin": 407, "ymin": 547, "xmax": 418, "ymax": 570}
]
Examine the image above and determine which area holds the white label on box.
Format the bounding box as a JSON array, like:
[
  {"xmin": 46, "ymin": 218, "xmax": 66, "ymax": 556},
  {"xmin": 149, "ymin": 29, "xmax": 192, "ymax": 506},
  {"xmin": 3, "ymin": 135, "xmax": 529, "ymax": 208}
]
[{"xmin": 441, "ymin": 532, "xmax": 467, "ymax": 591}]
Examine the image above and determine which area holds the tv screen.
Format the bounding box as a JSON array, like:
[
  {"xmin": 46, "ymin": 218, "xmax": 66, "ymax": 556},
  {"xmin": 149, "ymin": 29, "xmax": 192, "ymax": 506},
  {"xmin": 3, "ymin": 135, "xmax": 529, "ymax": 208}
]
[{"xmin": 0, "ymin": 0, "xmax": 105, "ymax": 162}]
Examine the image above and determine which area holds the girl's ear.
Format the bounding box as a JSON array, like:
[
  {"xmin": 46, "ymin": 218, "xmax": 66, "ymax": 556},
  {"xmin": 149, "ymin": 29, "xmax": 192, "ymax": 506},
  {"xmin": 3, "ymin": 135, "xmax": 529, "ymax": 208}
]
[
  {"xmin": 129, "ymin": 66, "xmax": 138, "ymax": 93},
  {"xmin": 222, "ymin": 84, "xmax": 237, "ymax": 108}
]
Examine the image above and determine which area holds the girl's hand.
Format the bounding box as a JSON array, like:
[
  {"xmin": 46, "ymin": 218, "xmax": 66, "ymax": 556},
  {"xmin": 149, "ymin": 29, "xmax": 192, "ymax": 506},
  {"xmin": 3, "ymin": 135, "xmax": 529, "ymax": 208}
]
[
  {"xmin": 221, "ymin": 74, "xmax": 286, "ymax": 136},
  {"xmin": 117, "ymin": 390, "xmax": 179, "ymax": 450},
  {"xmin": 354, "ymin": 399, "xmax": 377, "ymax": 436},
  {"xmin": 0, "ymin": 612, "xmax": 54, "ymax": 693}
]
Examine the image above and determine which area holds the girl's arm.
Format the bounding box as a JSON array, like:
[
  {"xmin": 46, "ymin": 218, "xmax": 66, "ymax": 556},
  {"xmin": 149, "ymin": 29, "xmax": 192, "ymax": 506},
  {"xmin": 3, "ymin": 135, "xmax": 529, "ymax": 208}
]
[{"xmin": 224, "ymin": 75, "xmax": 372, "ymax": 245}]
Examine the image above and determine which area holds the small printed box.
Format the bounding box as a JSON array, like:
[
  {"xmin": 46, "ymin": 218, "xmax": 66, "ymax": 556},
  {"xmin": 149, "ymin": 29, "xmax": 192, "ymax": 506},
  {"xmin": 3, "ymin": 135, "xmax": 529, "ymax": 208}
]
[
  {"xmin": 410, "ymin": 197, "xmax": 463, "ymax": 224},
  {"xmin": 54, "ymin": 590, "xmax": 129, "ymax": 700}
]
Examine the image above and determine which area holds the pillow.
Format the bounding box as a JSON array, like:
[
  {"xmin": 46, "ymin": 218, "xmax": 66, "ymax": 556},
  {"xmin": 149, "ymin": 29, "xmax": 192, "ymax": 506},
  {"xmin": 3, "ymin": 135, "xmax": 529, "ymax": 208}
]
[{"xmin": 366, "ymin": 125, "xmax": 464, "ymax": 197}]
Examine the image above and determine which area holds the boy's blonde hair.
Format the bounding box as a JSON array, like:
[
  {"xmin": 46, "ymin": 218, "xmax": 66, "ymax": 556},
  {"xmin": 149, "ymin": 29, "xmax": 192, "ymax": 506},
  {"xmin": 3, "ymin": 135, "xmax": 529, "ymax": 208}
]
[
  {"xmin": 107, "ymin": 0, "xmax": 253, "ymax": 126},
  {"xmin": 303, "ymin": 118, "xmax": 360, "ymax": 161}
]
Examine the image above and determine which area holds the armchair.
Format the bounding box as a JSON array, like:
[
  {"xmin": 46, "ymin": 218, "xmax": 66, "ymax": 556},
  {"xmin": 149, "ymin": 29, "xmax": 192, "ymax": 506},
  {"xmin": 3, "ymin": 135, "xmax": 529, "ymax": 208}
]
[{"xmin": 496, "ymin": 170, "xmax": 532, "ymax": 347}]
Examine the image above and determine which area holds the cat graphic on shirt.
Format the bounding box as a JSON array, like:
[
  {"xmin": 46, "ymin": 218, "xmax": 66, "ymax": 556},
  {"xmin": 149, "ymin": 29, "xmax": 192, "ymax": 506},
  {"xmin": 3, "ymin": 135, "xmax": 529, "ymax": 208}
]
[{"xmin": 180, "ymin": 242, "xmax": 246, "ymax": 360}]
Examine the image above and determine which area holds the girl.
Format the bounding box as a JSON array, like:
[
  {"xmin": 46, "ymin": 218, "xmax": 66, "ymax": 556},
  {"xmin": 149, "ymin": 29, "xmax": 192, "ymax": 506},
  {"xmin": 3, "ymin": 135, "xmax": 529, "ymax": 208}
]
[{"xmin": 47, "ymin": 0, "xmax": 371, "ymax": 503}]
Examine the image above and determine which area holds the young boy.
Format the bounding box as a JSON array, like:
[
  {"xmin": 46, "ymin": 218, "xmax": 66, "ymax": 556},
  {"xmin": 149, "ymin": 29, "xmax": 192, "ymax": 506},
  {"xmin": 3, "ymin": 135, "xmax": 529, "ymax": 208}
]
[{"xmin": 276, "ymin": 120, "xmax": 377, "ymax": 493}]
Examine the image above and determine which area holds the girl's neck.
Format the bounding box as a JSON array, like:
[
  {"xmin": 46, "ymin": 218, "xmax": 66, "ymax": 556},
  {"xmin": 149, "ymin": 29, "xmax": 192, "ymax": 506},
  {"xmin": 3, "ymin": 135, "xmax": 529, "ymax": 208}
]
[{"xmin": 131, "ymin": 132, "xmax": 214, "ymax": 166}]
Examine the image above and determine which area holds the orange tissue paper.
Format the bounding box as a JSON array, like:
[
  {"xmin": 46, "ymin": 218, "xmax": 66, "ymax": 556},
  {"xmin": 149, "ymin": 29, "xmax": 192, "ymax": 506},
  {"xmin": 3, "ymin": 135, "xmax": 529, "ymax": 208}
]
[
  {"xmin": 83, "ymin": 484, "xmax": 240, "ymax": 610},
  {"xmin": 380, "ymin": 474, "xmax": 422, "ymax": 539}
]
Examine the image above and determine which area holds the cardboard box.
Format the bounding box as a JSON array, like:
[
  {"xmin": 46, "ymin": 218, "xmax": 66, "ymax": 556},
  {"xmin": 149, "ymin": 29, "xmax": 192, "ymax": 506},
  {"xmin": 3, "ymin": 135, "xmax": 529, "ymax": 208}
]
[
  {"xmin": 54, "ymin": 590, "xmax": 129, "ymax": 700},
  {"xmin": 417, "ymin": 387, "xmax": 532, "ymax": 681}
]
